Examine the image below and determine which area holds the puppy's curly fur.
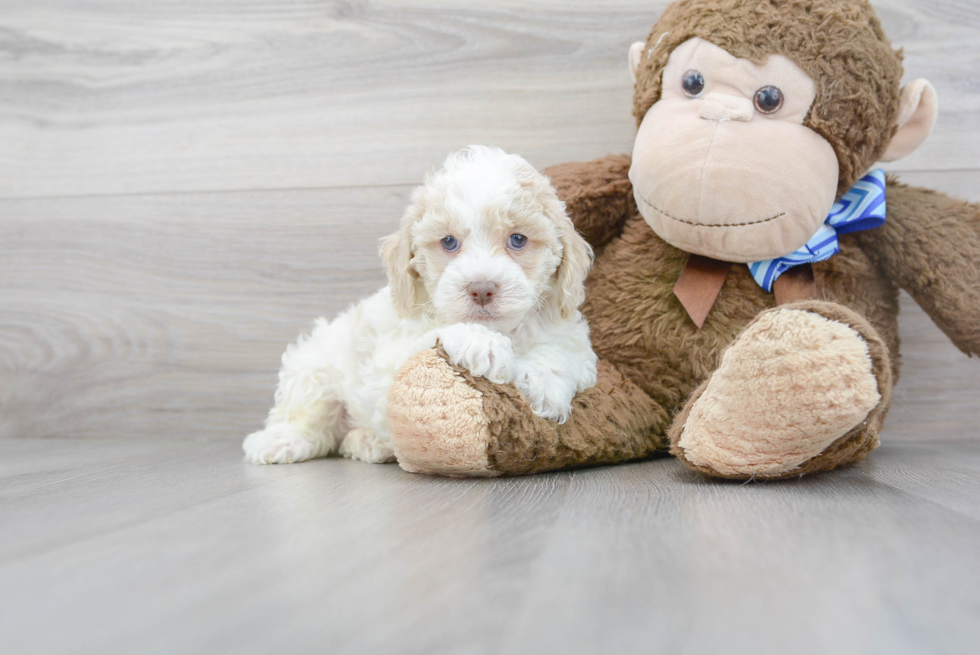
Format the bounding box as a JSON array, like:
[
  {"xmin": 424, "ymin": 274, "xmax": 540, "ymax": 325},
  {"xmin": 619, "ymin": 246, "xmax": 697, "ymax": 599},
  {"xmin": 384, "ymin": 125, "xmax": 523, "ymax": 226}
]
[{"xmin": 243, "ymin": 146, "xmax": 597, "ymax": 465}]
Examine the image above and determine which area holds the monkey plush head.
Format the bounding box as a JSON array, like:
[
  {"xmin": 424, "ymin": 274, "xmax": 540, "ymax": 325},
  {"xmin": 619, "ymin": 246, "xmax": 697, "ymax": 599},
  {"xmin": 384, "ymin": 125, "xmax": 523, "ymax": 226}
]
[{"xmin": 627, "ymin": 0, "xmax": 938, "ymax": 262}]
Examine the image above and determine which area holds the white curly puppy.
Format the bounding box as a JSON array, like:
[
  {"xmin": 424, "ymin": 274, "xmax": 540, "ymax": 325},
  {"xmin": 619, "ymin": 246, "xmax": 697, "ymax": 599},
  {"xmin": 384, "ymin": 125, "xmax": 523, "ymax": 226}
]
[{"xmin": 243, "ymin": 146, "xmax": 597, "ymax": 465}]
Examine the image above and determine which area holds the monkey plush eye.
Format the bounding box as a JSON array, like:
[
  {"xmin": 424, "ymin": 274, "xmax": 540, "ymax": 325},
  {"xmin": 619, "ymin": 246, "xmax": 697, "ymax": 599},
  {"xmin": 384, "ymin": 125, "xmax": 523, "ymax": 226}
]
[
  {"xmin": 508, "ymin": 234, "xmax": 527, "ymax": 250},
  {"xmin": 441, "ymin": 235, "xmax": 460, "ymax": 253},
  {"xmin": 682, "ymin": 70, "xmax": 705, "ymax": 97},
  {"xmin": 754, "ymin": 86, "xmax": 784, "ymax": 114}
]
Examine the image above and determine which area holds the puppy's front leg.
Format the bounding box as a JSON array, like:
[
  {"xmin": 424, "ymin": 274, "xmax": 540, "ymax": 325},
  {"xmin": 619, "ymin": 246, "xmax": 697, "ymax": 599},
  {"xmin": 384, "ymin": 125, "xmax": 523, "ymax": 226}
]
[
  {"xmin": 513, "ymin": 341, "xmax": 598, "ymax": 424},
  {"xmin": 436, "ymin": 323, "xmax": 515, "ymax": 385}
]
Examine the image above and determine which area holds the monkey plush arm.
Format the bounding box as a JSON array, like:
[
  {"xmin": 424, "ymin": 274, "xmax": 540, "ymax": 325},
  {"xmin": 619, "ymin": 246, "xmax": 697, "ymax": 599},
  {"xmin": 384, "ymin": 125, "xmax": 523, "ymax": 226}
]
[
  {"xmin": 544, "ymin": 154, "xmax": 635, "ymax": 248},
  {"xmin": 388, "ymin": 351, "xmax": 669, "ymax": 477},
  {"xmin": 855, "ymin": 180, "xmax": 980, "ymax": 355}
]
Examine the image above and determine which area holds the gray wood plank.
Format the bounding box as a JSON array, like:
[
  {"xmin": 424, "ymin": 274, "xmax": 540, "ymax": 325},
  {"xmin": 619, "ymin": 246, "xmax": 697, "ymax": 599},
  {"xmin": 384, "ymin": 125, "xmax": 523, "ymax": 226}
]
[
  {"xmin": 0, "ymin": 0, "xmax": 977, "ymax": 198},
  {"xmin": 1, "ymin": 438, "xmax": 978, "ymax": 655},
  {"xmin": 0, "ymin": 186, "xmax": 405, "ymax": 440}
]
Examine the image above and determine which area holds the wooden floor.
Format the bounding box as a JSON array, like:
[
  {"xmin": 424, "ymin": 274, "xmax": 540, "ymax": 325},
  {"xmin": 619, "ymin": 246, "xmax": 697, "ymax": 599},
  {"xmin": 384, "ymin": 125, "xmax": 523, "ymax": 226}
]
[
  {"xmin": 2, "ymin": 1, "xmax": 979, "ymax": 653},
  {"xmin": 2, "ymin": 439, "xmax": 979, "ymax": 655}
]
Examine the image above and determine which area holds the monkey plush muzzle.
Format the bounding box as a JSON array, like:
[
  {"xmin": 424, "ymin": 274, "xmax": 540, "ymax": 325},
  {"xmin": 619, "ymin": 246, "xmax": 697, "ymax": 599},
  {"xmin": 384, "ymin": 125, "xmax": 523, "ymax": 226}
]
[{"xmin": 629, "ymin": 38, "xmax": 840, "ymax": 262}]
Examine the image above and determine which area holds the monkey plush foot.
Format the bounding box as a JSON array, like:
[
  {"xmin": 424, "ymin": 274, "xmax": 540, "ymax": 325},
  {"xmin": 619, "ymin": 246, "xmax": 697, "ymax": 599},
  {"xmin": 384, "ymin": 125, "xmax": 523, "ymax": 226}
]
[
  {"xmin": 387, "ymin": 348, "xmax": 500, "ymax": 477},
  {"xmin": 387, "ymin": 348, "xmax": 667, "ymax": 477},
  {"xmin": 669, "ymin": 301, "xmax": 893, "ymax": 480}
]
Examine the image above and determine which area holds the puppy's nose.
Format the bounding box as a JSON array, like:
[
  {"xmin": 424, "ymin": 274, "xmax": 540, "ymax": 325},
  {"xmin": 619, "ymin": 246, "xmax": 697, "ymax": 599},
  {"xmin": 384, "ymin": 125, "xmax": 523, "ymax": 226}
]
[{"xmin": 467, "ymin": 281, "xmax": 499, "ymax": 307}]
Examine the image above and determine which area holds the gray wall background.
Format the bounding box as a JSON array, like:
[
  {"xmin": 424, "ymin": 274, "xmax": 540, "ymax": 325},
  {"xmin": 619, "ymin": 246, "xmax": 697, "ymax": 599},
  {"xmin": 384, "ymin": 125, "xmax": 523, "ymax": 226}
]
[{"xmin": 1, "ymin": 0, "xmax": 978, "ymax": 442}]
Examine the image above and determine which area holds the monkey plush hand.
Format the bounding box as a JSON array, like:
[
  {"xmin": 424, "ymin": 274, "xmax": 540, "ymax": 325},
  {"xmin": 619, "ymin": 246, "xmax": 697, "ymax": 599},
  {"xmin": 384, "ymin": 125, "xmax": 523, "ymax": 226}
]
[{"xmin": 386, "ymin": 0, "xmax": 980, "ymax": 480}]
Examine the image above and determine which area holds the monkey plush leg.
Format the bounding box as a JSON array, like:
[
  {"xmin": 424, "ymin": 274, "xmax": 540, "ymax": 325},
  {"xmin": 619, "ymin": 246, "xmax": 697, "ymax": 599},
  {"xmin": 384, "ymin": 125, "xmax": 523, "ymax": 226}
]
[
  {"xmin": 669, "ymin": 301, "xmax": 893, "ymax": 480},
  {"xmin": 387, "ymin": 349, "xmax": 668, "ymax": 477}
]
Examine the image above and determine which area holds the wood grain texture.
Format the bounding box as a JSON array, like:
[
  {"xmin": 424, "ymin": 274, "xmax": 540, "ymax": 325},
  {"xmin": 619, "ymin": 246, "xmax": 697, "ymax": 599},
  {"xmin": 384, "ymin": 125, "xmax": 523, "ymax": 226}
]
[
  {"xmin": 1, "ymin": 438, "xmax": 978, "ymax": 655},
  {"xmin": 0, "ymin": 0, "xmax": 978, "ymax": 198},
  {"xmin": 0, "ymin": 186, "xmax": 404, "ymax": 440}
]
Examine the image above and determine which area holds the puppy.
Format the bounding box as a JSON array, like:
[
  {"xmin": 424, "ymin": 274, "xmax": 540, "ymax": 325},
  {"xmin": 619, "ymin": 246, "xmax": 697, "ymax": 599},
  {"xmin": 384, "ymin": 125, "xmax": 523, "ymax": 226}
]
[{"xmin": 243, "ymin": 146, "xmax": 597, "ymax": 465}]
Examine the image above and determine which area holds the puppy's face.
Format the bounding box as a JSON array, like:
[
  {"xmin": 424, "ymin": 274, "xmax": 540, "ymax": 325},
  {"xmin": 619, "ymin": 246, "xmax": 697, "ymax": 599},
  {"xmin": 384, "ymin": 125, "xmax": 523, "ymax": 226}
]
[
  {"xmin": 381, "ymin": 147, "xmax": 592, "ymax": 331},
  {"xmin": 412, "ymin": 191, "xmax": 556, "ymax": 331}
]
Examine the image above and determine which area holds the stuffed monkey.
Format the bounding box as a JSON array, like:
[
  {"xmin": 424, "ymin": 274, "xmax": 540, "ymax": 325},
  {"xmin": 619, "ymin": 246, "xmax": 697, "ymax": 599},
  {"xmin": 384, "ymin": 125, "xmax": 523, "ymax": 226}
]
[{"xmin": 386, "ymin": 0, "xmax": 980, "ymax": 480}]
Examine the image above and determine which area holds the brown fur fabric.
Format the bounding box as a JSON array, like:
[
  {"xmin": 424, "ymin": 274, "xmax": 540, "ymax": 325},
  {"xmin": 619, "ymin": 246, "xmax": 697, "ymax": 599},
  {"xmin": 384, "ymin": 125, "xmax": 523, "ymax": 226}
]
[
  {"xmin": 545, "ymin": 154, "xmax": 634, "ymax": 250},
  {"xmin": 854, "ymin": 179, "xmax": 980, "ymax": 355},
  {"xmin": 468, "ymin": 359, "xmax": 669, "ymax": 476},
  {"xmin": 572, "ymin": 158, "xmax": 902, "ymax": 424},
  {"xmin": 632, "ymin": 0, "xmax": 903, "ymax": 197}
]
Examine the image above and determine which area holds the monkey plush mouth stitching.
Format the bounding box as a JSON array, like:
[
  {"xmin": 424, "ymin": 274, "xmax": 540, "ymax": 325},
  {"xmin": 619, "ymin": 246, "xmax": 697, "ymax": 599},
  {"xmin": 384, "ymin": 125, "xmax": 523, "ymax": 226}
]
[{"xmin": 635, "ymin": 193, "xmax": 786, "ymax": 228}]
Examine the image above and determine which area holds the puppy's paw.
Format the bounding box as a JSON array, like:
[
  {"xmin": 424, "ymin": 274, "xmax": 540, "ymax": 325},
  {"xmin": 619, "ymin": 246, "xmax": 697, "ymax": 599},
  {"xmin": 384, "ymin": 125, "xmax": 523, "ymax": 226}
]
[
  {"xmin": 437, "ymin": 323, "xmax": 514, "ymax": 384},
  {"xmin": 339, "ymin": 428, "xmax": 395, "ymax": 464},
  {"xmin": 243, "ymin": 424, "xmax": 315, "ymax": 465},
  {"xmin": 514, "ymin": 365, "xmax": 576, "ymax": 423}
]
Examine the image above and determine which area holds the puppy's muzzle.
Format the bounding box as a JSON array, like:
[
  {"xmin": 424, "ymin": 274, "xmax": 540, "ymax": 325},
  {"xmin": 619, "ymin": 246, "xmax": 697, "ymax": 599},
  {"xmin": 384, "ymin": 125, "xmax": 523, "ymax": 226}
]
[{"xmin": 466, "ymin": 281, "xmax": 499, "ymax": 307}]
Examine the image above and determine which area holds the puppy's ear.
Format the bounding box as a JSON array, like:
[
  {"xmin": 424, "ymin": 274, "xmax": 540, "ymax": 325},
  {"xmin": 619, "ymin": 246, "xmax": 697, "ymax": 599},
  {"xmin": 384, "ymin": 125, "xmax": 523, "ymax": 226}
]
[
  {"xmin": 380, "ymin": 221, "xmax": 422, "ymax": 317},
  {"xmin": 512, "ymin": 157, "xmax": 593, "ymax": 319},
  {"xmin": 554, "ymin": 206, "xmax": 594, "ymax": 320}
]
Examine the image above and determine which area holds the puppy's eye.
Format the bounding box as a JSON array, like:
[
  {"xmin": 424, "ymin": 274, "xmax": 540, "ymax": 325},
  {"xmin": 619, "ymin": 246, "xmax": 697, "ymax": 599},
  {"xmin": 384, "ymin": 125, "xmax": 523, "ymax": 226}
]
[
  {"xmin": 682, "ymin": 70, "xmax": 705, "ymax": 98},
  {"xmin": 441, "ymin": 235, "xmax": 460, "ymax": 253},
  {"xmin": 508, "ymin": 234, "xmax": 527, "ymax": 250}
]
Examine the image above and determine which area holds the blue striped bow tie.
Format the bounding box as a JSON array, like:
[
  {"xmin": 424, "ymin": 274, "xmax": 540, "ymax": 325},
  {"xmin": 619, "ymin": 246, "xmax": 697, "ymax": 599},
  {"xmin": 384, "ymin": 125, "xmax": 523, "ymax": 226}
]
[{"xmin": 748, "ymin": 169, "xmax": 887, "ymax": 292}]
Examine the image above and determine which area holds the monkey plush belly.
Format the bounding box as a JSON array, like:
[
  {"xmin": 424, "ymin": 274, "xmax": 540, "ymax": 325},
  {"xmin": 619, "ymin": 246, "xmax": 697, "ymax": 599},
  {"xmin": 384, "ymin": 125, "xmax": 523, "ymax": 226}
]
[
  {"xmin": 583, "ymin": 213, "xmax": 772, "ymax": 413},
  {"xmin": 583, "ymin": 213, "xmax": 901, "ymax": 418}
]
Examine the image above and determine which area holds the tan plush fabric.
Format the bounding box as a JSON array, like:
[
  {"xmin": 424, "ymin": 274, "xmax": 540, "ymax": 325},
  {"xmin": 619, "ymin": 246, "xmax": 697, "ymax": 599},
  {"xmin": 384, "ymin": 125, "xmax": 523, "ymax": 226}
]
[
  {"xmin": 670, "ymin": 300, "xmax": 894, "ymax": 479},
  {"xmin": 629, "ymin": 37, "xmax": 842, "ymax": 262},
  {"xmin": 671, "ymin": 306, "xmax": 881, "ymax": 478},
  {"xmin": 631, "ymin": 106, "xmax": 840, "ymax": 261},
  {"xmin": 632, "ymin": 0, "xmax": 903, "ymax": 198},
  {"xmin": 880, "ymin": 79, "xmax": 938, "ymax": 162},
  {"xmin": 387, "ymin": 348, "xmax": 496, "ymax": 477}
]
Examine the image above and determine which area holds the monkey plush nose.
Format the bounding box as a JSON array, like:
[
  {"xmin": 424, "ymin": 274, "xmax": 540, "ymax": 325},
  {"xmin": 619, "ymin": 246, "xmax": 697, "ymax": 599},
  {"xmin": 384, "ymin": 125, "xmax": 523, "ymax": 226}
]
[
  {"xmin": 699, "ymin": 92, "xmax": 754, "ymax": 122},
  {"xmin": 467, "ymin": 281, "xmax": 499, "ymax": 306}
]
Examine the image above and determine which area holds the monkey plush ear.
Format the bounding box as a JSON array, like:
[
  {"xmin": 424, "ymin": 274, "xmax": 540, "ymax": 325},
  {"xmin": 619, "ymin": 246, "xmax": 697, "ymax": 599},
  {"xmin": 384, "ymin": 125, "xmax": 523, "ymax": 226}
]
[
  {"xmin": 880, "ymin": 79, "xmax": 938, "ymax": 162},
  {"xmin": 628, "ymin": 41, "xmax": 646, "ymax": 83}
]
